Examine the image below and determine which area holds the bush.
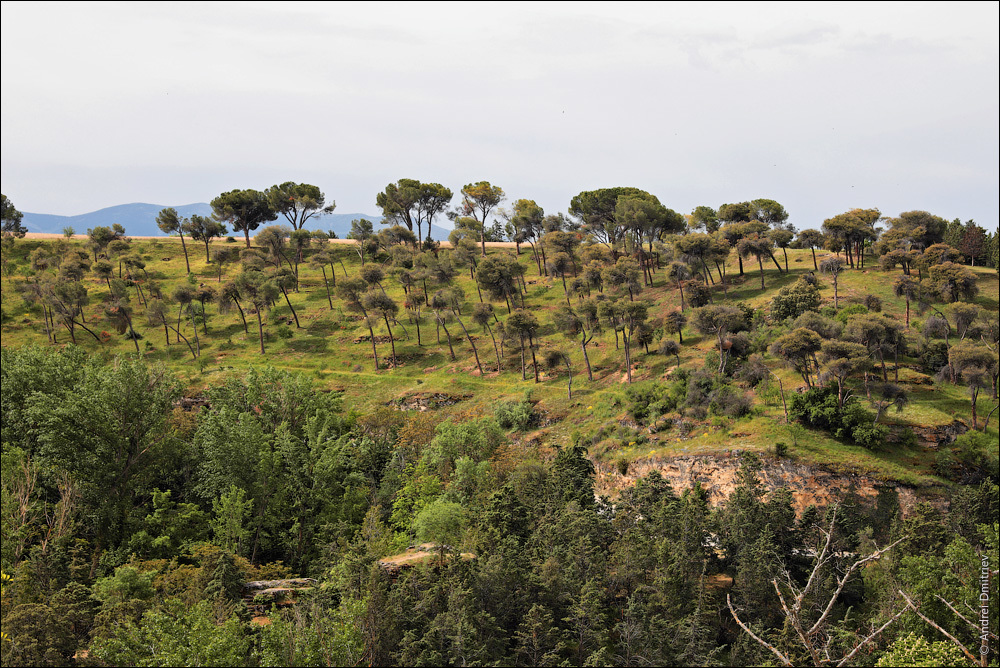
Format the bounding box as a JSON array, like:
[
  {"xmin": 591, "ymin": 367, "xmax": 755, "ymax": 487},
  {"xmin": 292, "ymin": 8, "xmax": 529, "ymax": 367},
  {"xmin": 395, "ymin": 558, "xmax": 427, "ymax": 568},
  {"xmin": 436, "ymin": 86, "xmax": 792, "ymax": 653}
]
[
  {"xmin": 708, "ymin": 385, "xmax": 753, "ymax": 418},
  {"xmin": 770, "ymin": 278, "xmax": 822, "ymax": 321},
  {"xmin": 685, "ymin": 282, "xmax": 712, "ymax": 308},
  {"xmin": 864, "ymin": 294, "xmax": 882, "ymax": 312},
  {"xmin": 616, "ymin": 457, "xmax": 629, "ymax": 476},
  {"xmin": 275, "ymin": 324, "xmax": 294, "ymax": 339},
  {"xmin": 494, "ymin": 398, "xmax": 535, "ymax": 431},
  {"xmin": 626, "ymin": 382, "xmax": 681, "ymax": 424},
  {"xmin": 919, "ymin": 341, "xmax": 949, "ymax": 374},
  {"xmin": 835, "ymin": 303, "xmax": 868, "ymax": 324},
  {"xmin": 936, "ymin": 431, "xmax": 1000, "ymax": 483},
  {"xmin": 789, "ymin": 386, "xmax": 888, "ymax": 449}
]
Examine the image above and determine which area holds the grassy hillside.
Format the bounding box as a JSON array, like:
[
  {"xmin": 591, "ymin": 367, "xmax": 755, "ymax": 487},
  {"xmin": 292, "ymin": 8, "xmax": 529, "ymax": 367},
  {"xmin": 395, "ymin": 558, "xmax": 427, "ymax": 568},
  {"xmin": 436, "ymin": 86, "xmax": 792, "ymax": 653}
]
[{"xmin": 2, "ymin": 235, "xmax": 997, "ymax": 490}]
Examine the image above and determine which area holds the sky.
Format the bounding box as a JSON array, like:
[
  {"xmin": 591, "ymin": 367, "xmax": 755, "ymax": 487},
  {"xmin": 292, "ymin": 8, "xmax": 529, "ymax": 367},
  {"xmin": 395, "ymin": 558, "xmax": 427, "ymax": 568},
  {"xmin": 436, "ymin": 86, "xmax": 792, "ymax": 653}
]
[{"xmin": 2, "ymin": 1, "xmax": 998, "ymax": 231}]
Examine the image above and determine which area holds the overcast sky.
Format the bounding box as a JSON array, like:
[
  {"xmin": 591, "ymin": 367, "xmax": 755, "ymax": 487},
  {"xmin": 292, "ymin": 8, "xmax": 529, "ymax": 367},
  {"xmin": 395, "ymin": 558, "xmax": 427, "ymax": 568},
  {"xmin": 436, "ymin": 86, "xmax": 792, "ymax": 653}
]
[{"xmin": 2, "ymin": 1, "xmax": 997, "ymax": 230}]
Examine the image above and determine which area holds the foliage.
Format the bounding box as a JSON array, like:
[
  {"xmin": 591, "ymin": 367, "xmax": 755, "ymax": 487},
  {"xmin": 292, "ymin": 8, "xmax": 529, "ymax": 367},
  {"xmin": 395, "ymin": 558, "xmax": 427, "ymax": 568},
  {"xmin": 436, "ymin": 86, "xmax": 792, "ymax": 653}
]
[
  {"xmin": 89, "ymin": 598, "xmax": 250, "ymax": 667},
  {"xmin": 494, "ymin": 397, "xmax": 536, "ymax": 431},
  {"xmin": 790, "ymin": 387, "xmax": 889, "ymax": 448}
]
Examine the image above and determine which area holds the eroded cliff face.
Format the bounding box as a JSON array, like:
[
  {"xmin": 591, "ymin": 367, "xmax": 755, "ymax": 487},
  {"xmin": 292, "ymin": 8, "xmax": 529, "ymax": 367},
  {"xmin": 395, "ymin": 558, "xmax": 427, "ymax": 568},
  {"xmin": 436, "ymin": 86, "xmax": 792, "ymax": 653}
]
[{"xmin": 596, "ymin": 454, "xmax": 943, "ymax": 516}]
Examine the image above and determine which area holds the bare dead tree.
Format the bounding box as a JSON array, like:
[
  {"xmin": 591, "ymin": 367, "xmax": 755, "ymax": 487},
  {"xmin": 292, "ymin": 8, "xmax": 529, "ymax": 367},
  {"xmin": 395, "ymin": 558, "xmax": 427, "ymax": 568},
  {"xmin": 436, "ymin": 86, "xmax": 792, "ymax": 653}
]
[{"xmin": 728, "ymin": 505, "xmax": 908, "ymax": 666}]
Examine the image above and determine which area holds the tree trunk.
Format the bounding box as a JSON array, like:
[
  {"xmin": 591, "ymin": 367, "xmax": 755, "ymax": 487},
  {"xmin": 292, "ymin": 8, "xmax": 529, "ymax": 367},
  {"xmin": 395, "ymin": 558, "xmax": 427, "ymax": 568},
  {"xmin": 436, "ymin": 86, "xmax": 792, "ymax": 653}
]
[
  {"xmin": 441, "ymin": 319, "xmax": 455, "ymax": 360},
  {"xmin": 280, "ymin": 286, "xmax": 301, "ymax": 328},
  {"xmin": 581, "ymin": 335, "xmax": 593, "ymax": 381},
  {"xmin": 180, "ymin": 233, "xmax": 191, "ymax": 273},
  {"xmin": 188, "ymin": 305, "xmax": 200, "ymax": 357},
  {"xmin": 519, "ymin": 335, "xmax": 526, "ymax": 380},
  {"xmin": 623, "ymin": 332, "xmax": 632, "ymax": 383},
  {"xmin": 486, "ymin": 323, "xmax": 501, "ymax": 371},
  {"xmin": 529, "ymin": 334, "xmax": 539, "ymax": 382},
  {"xmin": 383, "ymin": 315, "xmax": 397, "ymax": 368},
  {"xmin": 322, "ymin": 267, "xmax": 333, "ymax": 309},
  {"xmin": 256, "ymin": 309, "xmax": 265, "ymax": 354},
  {"xmin": 454, "ymin": 312, "xmax": 483, "ymax": 376},
  {"xmin": 366, "ymin": 317, "xmax": 380, "ymax": 370}
]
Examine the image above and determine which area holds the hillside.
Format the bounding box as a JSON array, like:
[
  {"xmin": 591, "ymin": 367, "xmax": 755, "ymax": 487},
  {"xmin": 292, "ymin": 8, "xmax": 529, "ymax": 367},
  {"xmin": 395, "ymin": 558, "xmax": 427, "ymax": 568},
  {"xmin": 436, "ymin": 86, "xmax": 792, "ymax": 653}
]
[
  {"xmin": 2, "ymin": 233, "xmax": 996, "ymax": 494},
  {"xmin": 2, "ymin": 229, "xmax": 997, "ymax": 667}
]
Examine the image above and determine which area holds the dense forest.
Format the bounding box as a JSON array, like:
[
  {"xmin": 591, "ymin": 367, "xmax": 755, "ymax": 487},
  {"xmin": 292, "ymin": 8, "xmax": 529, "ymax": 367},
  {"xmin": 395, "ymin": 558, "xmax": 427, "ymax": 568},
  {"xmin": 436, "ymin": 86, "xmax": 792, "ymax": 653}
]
[{"xmin": 1, "ymin": 185, "xmax": 998, "ymax": 666}]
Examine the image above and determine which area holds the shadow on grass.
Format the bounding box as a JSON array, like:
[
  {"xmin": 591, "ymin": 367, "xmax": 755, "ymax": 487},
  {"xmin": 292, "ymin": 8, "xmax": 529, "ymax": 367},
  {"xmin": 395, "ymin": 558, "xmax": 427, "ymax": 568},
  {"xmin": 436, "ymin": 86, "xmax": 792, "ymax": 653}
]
[{"xmin": 286, "ymin": 337, "xmax": 329, "ymax": 353}]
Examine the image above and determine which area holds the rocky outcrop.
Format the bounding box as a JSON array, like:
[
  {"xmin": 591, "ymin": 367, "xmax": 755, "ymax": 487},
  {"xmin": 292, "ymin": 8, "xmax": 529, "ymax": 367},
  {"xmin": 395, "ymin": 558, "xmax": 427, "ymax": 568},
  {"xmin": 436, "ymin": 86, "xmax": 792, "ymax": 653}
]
[
  {"xmin": 897, "ymin": 420, "xmax": 968, "ymax": 450},
  {"xmin": 390, "ymin": 392, "xmax": 470, "ymax": 411},
  {"xmin": 174, "ymin": 396, "xmax": 210, "ymax": 411},
  {"xmin": 596, "ymin": 454, "xmax": 943, "ymax": 517},
  {"xmin": 243, "ymin": 578, "xmax": 317, "ymax": 617}
]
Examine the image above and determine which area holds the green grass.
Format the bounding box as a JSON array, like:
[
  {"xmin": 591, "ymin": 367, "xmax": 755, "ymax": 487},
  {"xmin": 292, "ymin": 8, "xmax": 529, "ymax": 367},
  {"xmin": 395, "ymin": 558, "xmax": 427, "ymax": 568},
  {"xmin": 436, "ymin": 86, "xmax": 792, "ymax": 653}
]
[{"xmin": 2, "ymin": 237, "xmax": 996, "ymax": 490}]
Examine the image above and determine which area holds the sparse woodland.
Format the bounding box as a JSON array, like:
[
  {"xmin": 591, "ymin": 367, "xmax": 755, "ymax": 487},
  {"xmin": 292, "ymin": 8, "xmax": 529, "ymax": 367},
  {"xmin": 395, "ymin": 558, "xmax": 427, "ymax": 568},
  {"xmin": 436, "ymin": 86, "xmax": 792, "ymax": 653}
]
[{"xmin": 1, "ymin": 187, "xmax": 998, "ymax": 666}]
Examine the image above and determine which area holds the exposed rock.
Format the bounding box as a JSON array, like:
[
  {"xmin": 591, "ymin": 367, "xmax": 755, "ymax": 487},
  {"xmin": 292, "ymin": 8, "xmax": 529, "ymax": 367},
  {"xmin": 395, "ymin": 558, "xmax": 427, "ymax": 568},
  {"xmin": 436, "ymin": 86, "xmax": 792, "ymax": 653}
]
[
  {"xmin": 353, "ymin": 334, "xmax": 395, "ymax": 344},
  {"xmin": 897, "ymin": 420, "xmax": 968, "ymax": 450},
  {"xmin": 390, "ymin": 392, "xmax": 470, "ymax": 411},
  {"xmin": 243, "ymin": 578, "xmax": 317, "ymax": 591},
  {"xmin": 242, "ymin": 578, "xmax": 317, "ymax": 616},
  {"xmin": 596, "ymin": 454, "xmax": 944, "ymax": 517},
  {"xmin": 174, "ymin": 396, "xmax": 210, "ymax": 411}
]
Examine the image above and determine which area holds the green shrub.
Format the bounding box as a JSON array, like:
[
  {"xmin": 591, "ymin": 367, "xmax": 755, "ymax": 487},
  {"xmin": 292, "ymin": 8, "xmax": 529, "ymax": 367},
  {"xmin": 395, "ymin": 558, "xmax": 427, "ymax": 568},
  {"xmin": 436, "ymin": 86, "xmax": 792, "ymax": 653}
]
[
  {"xmin": 625, "ymin": 382, "xmax": 679, "ymax": 424},
  {"xmin": 494, "ymin": 398, "xmax": 535, "ymax": 431},
  {"xmin": 789, "ymin": 386, "xmax": 888, "ymax": 449},
  {"xmin": 864, "ymin": 294, "xmax": 882, "ymax": 312},
  {"xmin": 770, "ymin": 278, "xmax": 821, "ymax": 321},
  {"xmin": 919, "ymin": 341, "xmax": 949, "ymax": 374},
  {"xmin": 275, "ymin": 324, "xmax": 294, "ymax": 339},
  {"xmin": 835, "ymin": 303, "xmax": 868, "ymax": 324},
  {"xmin": 936, "ymin": 431, "xmax": 1000, "ymax": 483},
  {"xmin": 616, "ymin": 457, "xmax": 629, "ymax": 476}
]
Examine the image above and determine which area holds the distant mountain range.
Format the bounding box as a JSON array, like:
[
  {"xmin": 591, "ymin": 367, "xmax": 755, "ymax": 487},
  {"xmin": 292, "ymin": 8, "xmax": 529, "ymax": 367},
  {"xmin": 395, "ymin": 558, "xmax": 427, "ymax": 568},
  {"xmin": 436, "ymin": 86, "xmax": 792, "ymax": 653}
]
[{"xmin": 22, "ymin": 203, "xmax": 453, "ymax": 240}]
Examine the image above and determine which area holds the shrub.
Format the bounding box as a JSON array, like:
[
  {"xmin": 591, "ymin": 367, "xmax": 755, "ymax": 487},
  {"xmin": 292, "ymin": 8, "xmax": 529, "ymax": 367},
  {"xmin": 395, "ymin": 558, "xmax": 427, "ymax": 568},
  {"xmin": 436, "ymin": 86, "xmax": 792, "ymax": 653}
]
[
  {"xmin": 494, "ymin": 398, "xmax": 535, "ymax": 431},
  {"xmin": 275, "ymin": 324, "xmax": 293, "ymax": 339},
  {"xmin": 770, "ymin": 278, "xmax": 822, "ymax": 321},
  {"xmin": 708, "ymin": 385, "xmax": 753, "ymax": 418},
  {"xmin": 919, "ymin": 341, "xmax": 949, "ymax": 374},
  {"xmin": 936, "ymin": 431, "xmax": 999, "ymax": 483},
  {"xmin": 864, "ymin": 294, "xmax": 882, "ymax": 312},
  {"xmin": 835, "ymin": 303, "xmax": 868, "ymax": 324},
  {"xmin": 616, "ymin": 457, "xmax": 629, "ymax": 476},
  {"xmin": 685, "ymin": 282, "xmax": 712, "ymax": 308},
  {"xmin": 789, "ymin": 386, "xmax": 888, "ymax": 449},
  {"xmin": 735, "ymin": 353, "xmax": 769, "ymax": 387}
]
